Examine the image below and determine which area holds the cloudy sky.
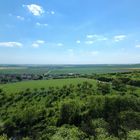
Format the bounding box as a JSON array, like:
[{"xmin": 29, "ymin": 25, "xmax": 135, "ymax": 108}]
[{"xmin": 0, "ymin": 0, "xmax": 140, "ymax": 64}]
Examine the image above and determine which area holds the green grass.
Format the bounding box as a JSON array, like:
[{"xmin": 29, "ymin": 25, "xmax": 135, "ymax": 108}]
[{"xmin": 0, "ymin": 78, "xmax": 97, "ymax": 94}]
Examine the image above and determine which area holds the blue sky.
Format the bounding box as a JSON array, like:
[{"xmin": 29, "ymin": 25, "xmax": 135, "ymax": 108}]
[{"xmin": 0, "ymin": 0, "xmax": 140, "ymax": 64}]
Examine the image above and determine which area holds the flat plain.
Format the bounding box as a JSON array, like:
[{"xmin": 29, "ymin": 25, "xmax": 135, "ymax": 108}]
[{"xmin": 0, "ymin": 64, "xmax": 140, "ymax": 74}]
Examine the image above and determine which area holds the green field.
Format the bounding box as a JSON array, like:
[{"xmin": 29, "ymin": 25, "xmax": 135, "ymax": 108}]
[
  {"xmin": 0, "ymin": 67, "xmax": 49, "ymax": 74},
  {"xmin": 0, "ymin": 78, "xmax": 96, "ymax": 94},
  {"xmin": 0, "ymin": 64, "xmax": 140, "ymax": 74},
  {"xmin": 49, "ymin": 67, "xmax": 133, "ymax": 74}
]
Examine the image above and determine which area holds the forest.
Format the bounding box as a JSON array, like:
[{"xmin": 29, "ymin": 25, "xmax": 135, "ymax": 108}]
[{"xmin": 0, "ymin": 71, "xmax": 140, "ymax": 140}]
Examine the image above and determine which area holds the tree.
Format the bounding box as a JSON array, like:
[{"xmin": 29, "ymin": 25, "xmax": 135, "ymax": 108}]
[
  {"xmin": 127, "ymin": 130, "xmax": 140, "ymax": 140},
  {"xmin": 0, "ymin": 89, "xmax": 2, "ymax": 93},
  {"xmin": 97, "ymin": 82, "xmax": 111, "ymax": 95},
  {"xmin": 120, "ymin": 111, "xmax": 140, "ymax": 131},
  {"xmin": 0, "ymin": 135, "xmax": 8, "ymax": 140},
  {"xmin": 58, "ymin": 100, "xmax": 81, "ymax": 126},
  {"xmin": 51, "ymin": 125, "xmax": 87, "ymax": 140},
  {"xmin": 95, "ymin": 128, "xmax": 119, "ymax": 140},
  {"xmin": 112, "ymin": 79, "xmax": 126, "ymax": 92}
]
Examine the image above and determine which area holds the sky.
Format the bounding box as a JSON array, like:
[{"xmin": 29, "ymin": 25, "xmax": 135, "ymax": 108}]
[{"xmin": 0, "ymin": 0, "xmax": 140, "ymax": 64}]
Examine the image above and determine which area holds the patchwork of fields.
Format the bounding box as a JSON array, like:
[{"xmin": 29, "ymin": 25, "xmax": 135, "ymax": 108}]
[
  {"xmin": 1, "ymin": 64, "xmax": 140, "ymax": 94},
  {"xmin": 0, "ymin": 64, "xmax": 140, "ymax": 74}
]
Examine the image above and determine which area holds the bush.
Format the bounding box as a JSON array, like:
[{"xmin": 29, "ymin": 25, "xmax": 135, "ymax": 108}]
[
  {"xmin": 127, "ymin": 130, "xmax": 140, "ymax": 140},
  {"xmin": 51, "ymin": 125, "xmax": 87, "ymax": 140},
  {"xmin": 58, "ymin": 100, "xmax": 81, "ymax": 126},
  {"xmin": 97, "ymin": 82, "xmax": 111, "ymax": 95},
  {"xmin": 0, "ymin": 135, "xmax": 8, "ymax": 140}
]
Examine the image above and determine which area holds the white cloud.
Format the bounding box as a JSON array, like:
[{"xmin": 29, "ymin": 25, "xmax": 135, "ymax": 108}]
[
  {"xmin": 46, "ymin": 10, "xmax": 55, "ymax": 15},
  {"xmin": 25, "ymin": 4, "xmax": 44, "ymax": 16},
  {"xmin": 36, "ymin": 22, "xmax": 48, "ymax": 27},
  {"xmin": 32, "ymin": 43, "xmax": 39, "ymax": 48},
  {"xmin": 136, "ymin": 44, "xmax": 140, "ymax": 48},
  {"xmin": 51, "ymin": 11, "xmax": 55, "ymax": 15},
  {"xmin": 76, "ymin": 40, "xmax": 81, "ymax": 44},
  {"xmin": 36, "ymin": 40, "xmax": 45, "ymax": 44},
  {"xmin": 0, "ymin": 42, "xmax": 22, "ymax": 48},
  {"xmin": 85, "ymin": 40, "xmax": 94, "ymax": 45},
  {"xmin": 17, "ymin": 16, "xmax": 24, "ymax": 20},
  {"xmin": 32, "ymin": 40, "xmax": 45, "ymax": 48},
  {"xmin": 57, "ymin": 43, "xmax": 63, "ymax": 46},
  {"xmin": 113, "ymin": 35, "xmax": 126, "ymax": 42},
  {"xmin": 86, "ymin": 34, "xmax": 108, "ymax": 40},
  {"xmin": 99, "ymin": 37, "xmax": 108, "ymax": 41},
  {"xmin": 86, "ymin": 35, "xmax": 94, "ymax": 39}
]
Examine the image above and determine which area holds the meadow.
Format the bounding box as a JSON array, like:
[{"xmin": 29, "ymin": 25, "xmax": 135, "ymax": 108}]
[{"xmin": 0, "ymin": 78, "xmax": 97, "ymax": 94}]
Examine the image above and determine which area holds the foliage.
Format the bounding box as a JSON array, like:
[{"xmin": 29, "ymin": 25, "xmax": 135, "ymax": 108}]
[
  {"xmin": 51, "ymin": 125, "xmax": 87, "ymax": 140},
  {"xmin": 0, "ymin": 71, "xmax": 140, "ymax": 139},
  {"xmin": 97, "ymin": 82, "xmax": 111, "ymax": 95},
  {"xmin": 127, "ymin": 130, "xmax": 140, "ymax": 140},
  {"xmin": 0, "ymin": 135, "xmax": 8, "ymax": 140}
]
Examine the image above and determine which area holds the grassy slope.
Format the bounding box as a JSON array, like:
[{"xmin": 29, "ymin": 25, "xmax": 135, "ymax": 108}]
[{"xmin": 0, "ymin": 78, "xmax": 97, "ymax": 94}]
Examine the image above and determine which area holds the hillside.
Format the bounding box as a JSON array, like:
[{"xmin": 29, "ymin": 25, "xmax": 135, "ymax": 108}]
[{"xmin": 0, "ymin": 71, "xmax": 140, "ymax": 140}]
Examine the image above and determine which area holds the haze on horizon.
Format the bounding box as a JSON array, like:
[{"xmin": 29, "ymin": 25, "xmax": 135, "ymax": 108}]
[{"xmin": 0, "ymin": 0, "xmax": 140, "ymax": 64}]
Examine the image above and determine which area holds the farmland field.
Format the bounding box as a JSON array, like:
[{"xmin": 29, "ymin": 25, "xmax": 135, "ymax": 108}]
[
  {"xmin": 0, "ymin": 64, "xmax": 140, "ymax": 74},
  {"xmin": 0, "ymin": 78, "xmax": 97, "ymax": 94}
]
